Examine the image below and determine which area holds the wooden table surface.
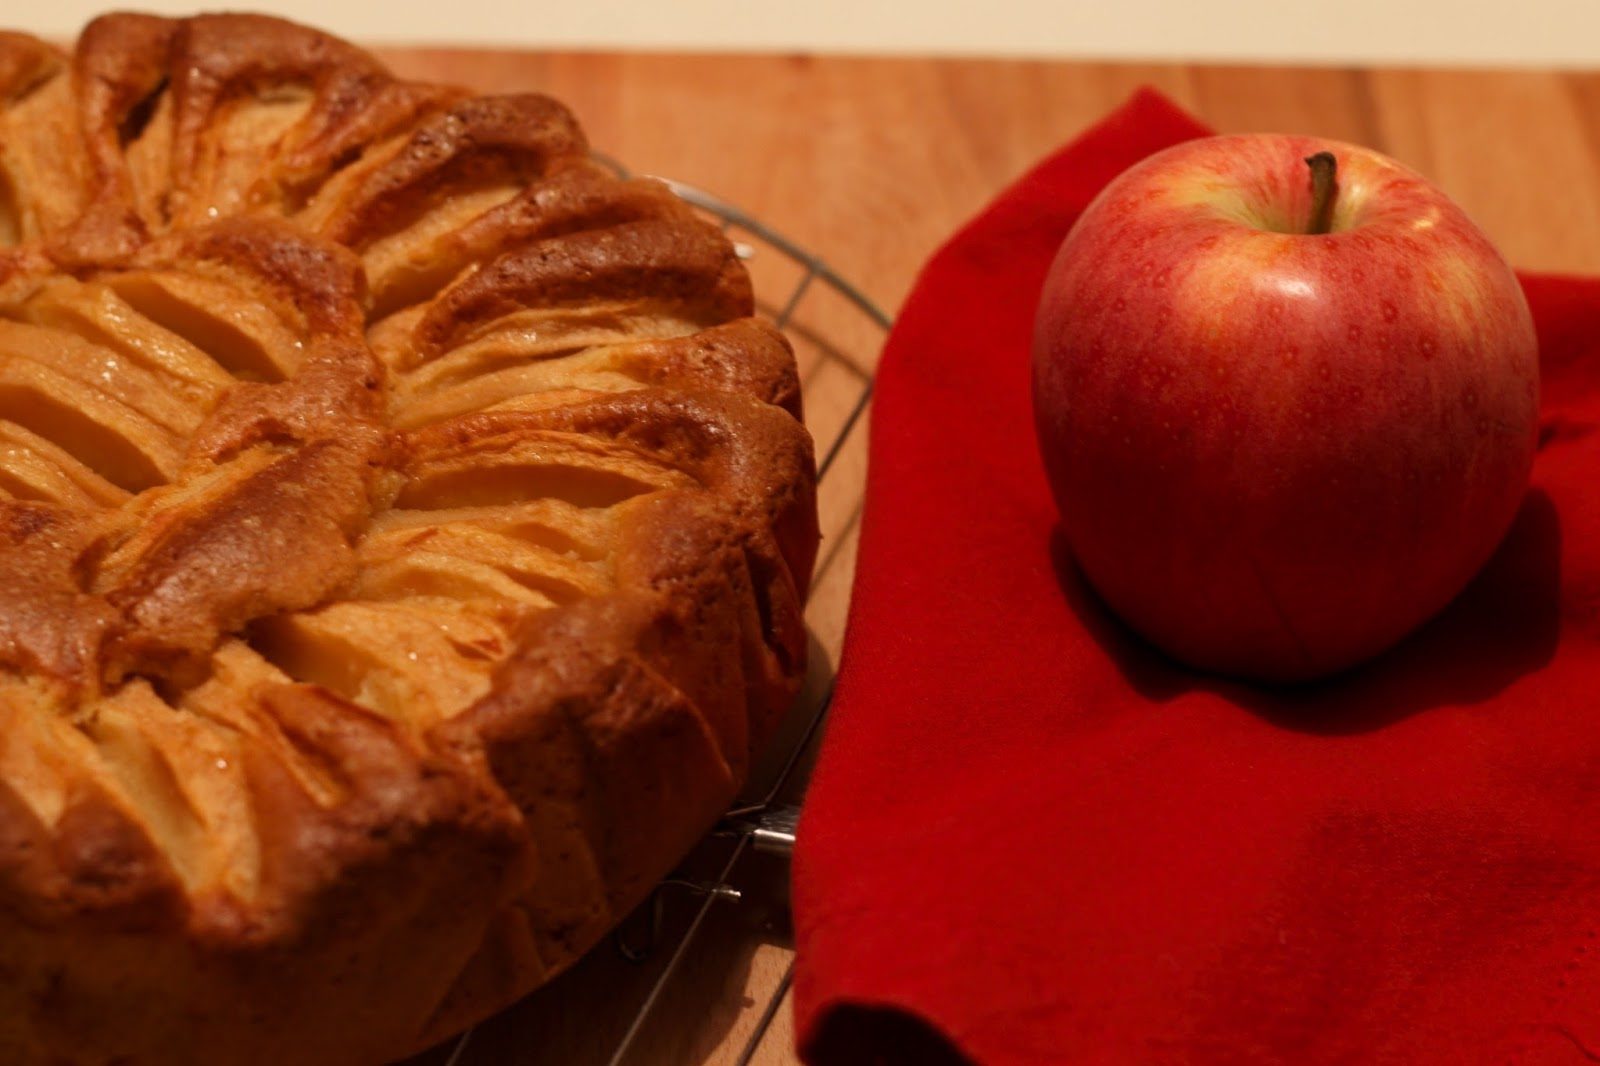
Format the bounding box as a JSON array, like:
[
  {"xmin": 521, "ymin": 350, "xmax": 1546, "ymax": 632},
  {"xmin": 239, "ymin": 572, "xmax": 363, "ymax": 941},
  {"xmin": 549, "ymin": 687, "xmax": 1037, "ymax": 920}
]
[{"xmin": 376, "ymin": 50, "xmax": 1600, "ymax": 1066}]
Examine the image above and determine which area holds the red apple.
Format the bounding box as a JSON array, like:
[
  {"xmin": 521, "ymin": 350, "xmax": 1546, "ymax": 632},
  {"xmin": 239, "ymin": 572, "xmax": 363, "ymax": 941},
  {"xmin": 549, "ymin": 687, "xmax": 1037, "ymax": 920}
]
[{"xmin": 1032, "ymin": 134, "xmax": 1539, "ymax": 682}]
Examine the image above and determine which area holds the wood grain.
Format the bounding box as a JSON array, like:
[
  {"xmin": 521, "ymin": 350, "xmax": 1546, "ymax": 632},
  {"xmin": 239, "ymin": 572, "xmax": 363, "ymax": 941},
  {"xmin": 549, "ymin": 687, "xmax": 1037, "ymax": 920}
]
[{"xmin": 375, "ymin": 49, "xmax": 1600, "ymax": 1066}]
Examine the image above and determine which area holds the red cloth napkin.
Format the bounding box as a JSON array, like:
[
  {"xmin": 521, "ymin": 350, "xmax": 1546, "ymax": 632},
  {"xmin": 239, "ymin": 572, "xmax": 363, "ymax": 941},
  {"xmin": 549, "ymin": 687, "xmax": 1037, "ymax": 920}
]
[{"xmin": 792, "ymin": 88, "xmax": 1600, "ymax": 1065}]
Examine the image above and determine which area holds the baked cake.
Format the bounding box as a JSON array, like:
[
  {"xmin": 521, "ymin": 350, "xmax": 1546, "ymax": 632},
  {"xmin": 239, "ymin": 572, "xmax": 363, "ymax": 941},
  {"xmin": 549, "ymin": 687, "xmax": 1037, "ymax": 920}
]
[{"xmin": 0, "ymin": 13, "xmax": 816, "ymax": 1064}]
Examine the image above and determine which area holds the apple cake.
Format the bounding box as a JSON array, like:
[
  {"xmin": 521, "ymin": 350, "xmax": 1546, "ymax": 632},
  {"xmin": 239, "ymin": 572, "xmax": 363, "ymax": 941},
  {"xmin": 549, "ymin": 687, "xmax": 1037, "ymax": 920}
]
[{"xmin": 0, "ymin": 13, "xmax": 816, "ymax": 1065}]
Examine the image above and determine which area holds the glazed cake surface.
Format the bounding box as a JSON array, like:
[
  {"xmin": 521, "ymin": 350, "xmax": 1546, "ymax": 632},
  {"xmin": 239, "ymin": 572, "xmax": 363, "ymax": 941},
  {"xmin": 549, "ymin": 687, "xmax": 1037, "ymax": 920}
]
[{"xmin": 0, "ymin": 13, "xmax": 816, "ymax": 1064}]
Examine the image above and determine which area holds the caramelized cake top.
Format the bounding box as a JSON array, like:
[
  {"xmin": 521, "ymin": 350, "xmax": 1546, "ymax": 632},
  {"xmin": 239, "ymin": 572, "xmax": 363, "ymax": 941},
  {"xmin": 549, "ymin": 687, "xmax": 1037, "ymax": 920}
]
[{"xmin": 0, "ymin": 15, "xmax": 814, "ymax": 1064}]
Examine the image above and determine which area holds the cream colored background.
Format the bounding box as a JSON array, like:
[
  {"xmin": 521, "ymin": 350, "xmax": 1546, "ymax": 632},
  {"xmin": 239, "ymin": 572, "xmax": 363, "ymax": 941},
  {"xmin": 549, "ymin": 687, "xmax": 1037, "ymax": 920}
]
[{"xmin": 16, "ymin": 0, "xmax": 1600, "ymax": 64}]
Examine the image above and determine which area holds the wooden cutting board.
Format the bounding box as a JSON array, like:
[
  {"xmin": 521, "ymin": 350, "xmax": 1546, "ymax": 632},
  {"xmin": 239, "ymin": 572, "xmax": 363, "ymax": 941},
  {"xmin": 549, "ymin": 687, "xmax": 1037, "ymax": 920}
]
[{"xmin": 377, "ymin": 49, "xmax": 1600, "ymax": 1066}]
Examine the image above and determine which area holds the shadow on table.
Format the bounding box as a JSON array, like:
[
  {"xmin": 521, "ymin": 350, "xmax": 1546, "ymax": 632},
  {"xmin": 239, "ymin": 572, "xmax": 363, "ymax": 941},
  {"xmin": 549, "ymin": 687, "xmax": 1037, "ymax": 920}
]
[{"xmin": 804, "ymin": 1004, "xmax": 975, "ymax": 1066}]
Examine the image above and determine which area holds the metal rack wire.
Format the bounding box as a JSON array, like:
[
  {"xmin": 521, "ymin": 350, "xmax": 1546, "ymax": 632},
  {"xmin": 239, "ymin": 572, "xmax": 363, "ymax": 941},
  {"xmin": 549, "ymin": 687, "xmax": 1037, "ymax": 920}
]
[{"xmin": 430, "ymin": 166, "xmax": 886, "ymax": 1066}]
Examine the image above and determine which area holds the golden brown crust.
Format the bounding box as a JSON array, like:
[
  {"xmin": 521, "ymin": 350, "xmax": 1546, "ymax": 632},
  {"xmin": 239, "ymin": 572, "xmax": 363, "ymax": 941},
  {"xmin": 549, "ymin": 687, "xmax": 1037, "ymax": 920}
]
[
  {"xmin": 0, "ymin": 33, "xmax": 62, "ymax": 104},
  {"xmin": 318, "ymin": 92, "xmax": 590, "ymax": 249},
  {"xmin": 414, "ymin": 214, "xmax": 754, "ymax": 356},
  {"xmin": 0, "ymin": 13, "xmax": 815, "ymax": 1065}
]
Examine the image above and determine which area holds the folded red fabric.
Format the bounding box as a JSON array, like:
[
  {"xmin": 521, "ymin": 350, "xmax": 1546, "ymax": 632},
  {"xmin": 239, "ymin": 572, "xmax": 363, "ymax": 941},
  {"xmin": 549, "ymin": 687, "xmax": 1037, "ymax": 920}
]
[{"xmin": 792, "ymin": 88, "xmax": 1600, "ymax": 1065}]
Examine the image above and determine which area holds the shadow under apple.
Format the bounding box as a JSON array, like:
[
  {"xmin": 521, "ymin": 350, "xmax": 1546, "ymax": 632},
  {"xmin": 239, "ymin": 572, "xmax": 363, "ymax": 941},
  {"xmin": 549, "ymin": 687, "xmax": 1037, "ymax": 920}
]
[
  {"xmin": 805, "ymin": 1004, "xmax": 975, "ymax": 1066},
  {"xmin": 1048, "ymin": 487, "xmax": 1563, "ymax": 734}
]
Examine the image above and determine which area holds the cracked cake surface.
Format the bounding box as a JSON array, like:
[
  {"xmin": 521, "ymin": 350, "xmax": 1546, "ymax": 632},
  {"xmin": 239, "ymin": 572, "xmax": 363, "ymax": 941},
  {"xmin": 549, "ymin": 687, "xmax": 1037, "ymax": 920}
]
[{"xmin": 0, "ymin": 13, "xmax": 816, "ymax": 1064}]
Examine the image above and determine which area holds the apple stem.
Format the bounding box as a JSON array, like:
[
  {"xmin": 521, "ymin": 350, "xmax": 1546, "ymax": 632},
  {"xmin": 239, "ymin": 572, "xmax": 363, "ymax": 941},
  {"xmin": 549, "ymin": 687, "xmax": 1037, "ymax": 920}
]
[{"xmin": 1305, "ymin": 151, "xmax": 1338, "ymax": 235}]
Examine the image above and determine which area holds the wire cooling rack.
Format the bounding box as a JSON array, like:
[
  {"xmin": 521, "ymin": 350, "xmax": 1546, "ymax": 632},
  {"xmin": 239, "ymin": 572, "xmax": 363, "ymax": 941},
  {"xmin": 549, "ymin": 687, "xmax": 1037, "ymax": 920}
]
[{"xmin": 411, "ymin": 164, "xmax": 886, "ymax": 1066}]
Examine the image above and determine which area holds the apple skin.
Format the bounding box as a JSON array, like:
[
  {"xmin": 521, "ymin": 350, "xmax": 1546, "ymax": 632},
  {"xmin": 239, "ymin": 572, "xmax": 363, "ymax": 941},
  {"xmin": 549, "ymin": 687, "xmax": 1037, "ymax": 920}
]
[{"xmin": 1032, "ymin": 134, "xmax": 1539, "ymax": 683}]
